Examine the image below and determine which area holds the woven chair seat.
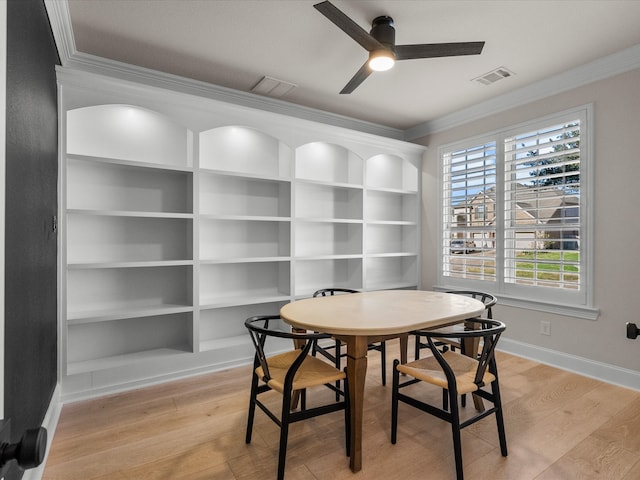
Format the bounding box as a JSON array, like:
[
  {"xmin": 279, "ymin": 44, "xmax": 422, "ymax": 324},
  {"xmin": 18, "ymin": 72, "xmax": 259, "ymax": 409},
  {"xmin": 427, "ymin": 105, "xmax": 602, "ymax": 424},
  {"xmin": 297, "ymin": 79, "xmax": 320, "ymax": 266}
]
[
  {"xmin": 256, "ymin": 350, "xmax": 347, "ymax": 393},
  {"xmin": 397, "ymin": 351, "xmax": 496, "ymax": 395}
]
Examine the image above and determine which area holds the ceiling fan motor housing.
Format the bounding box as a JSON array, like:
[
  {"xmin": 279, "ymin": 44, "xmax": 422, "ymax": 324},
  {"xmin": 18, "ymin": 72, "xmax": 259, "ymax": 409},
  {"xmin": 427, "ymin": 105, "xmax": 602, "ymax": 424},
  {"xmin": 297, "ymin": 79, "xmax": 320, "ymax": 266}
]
[{"xmin": 370, "ymin": 16, "xmax": 395, "ymax": 51}]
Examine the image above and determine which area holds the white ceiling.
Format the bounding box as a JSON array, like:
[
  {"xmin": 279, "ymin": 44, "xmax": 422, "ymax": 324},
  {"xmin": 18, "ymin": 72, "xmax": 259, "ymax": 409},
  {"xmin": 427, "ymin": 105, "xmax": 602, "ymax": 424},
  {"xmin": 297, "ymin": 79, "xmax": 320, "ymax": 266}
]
[{"xmin": 65, "ymin": 0, "xmax": 640, "ymax": 131}]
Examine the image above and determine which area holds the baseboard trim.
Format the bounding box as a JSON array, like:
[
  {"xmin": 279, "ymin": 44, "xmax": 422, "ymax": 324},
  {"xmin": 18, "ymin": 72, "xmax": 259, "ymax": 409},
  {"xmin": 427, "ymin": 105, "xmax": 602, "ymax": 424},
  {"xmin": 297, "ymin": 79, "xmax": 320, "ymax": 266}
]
[
  {"xmin": 60, "ymin": 356, "xmax": 253, "ymax": 404},
  {"xmin": 499, "ymin": 338, "xmax": 640, "ymax": 392},
  {"xmin": 23, "ymin": 383, "xmax": 63, "ymax": 480}
]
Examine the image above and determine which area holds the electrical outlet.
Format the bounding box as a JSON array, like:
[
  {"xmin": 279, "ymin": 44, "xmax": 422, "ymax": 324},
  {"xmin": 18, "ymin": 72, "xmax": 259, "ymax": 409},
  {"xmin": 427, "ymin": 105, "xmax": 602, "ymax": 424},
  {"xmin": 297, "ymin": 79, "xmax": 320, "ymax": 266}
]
[{"xmin": 540, "ymin": 321, "xmax": 551, "ymax": 336}]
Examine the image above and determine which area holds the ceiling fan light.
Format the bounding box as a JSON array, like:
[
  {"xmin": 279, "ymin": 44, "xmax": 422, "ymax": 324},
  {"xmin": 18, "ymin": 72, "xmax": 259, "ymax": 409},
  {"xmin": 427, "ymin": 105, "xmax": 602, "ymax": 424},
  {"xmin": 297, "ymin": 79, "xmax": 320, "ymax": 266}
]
[{"xmin": 368, "ymin": 50, "xmax": 395, "ymax": 71}]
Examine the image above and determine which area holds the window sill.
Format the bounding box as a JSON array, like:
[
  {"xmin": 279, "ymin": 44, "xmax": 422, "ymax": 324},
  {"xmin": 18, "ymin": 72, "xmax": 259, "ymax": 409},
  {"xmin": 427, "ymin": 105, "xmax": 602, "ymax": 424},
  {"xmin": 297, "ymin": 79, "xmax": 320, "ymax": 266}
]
[{"xmin": 433, "ymin": 285, "xmax": 599, "ymax": 321}]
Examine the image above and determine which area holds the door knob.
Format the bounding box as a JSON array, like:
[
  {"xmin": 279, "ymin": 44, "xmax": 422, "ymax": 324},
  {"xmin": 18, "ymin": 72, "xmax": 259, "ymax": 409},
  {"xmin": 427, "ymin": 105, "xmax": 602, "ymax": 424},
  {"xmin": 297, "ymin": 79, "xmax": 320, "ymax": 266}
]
[
  {"xmin": 0, "ymin": 427, "xmax": 47, "ymax": 469},
  {"xmin": 627, "ymin": 322, "xmax": 639, "ymax": 340}
]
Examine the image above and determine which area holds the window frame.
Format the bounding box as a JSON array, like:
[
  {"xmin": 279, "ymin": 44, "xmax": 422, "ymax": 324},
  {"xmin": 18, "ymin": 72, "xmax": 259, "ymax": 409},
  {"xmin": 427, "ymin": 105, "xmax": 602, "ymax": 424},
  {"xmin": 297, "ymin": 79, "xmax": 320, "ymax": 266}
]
[{"xmin": 436, "ymin": 105, "xmax": 597, "ymax": 319}]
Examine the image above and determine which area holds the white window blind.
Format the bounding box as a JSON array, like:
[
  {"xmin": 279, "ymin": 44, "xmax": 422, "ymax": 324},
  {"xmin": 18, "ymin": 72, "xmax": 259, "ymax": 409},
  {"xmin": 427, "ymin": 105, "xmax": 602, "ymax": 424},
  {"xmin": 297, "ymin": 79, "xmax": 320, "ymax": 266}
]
[
  {"xmin": 439, "ymin": 107, "xmax": 591, "ymax": 308},
  {"xmin": 504, "ymin": 120, "xmax": 581, "ymax": 290},
  {"xmin": 442, "ymin": 141, "xmax": 497, "ymax": 282}
]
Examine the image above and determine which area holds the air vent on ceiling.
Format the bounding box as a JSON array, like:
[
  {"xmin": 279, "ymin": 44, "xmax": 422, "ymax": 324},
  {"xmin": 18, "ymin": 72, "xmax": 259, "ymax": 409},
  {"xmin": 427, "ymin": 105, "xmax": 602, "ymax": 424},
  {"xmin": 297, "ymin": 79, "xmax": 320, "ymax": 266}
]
[
  {"xmin": 473, "ymin": 67, "xmax": 515, "ymax": 85},
  {"xmin": 251, "ymin": 76, "xmax": 297, "ymax": 98}
]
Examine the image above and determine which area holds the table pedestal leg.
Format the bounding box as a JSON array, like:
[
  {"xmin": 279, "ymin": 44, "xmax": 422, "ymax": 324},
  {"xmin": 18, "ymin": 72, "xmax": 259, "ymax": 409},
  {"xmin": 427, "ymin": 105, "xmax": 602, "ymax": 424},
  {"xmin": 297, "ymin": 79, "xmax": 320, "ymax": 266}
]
[
  {"xmin": 399, "ymin": 333, "xmax": 408, "ymax": 365},
  {"xmin": 344, "ymin": 335, "xmax": 368, "ymax": 473}
]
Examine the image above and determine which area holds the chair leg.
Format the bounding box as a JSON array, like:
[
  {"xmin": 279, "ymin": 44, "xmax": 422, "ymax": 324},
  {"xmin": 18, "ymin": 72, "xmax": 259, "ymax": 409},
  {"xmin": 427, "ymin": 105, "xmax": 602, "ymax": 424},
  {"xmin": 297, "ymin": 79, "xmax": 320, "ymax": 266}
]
[
  {"xmin": 449, "ymin": 391, "xmax": 465, "ymax": 480},
  {"xmin": 492, "ymin": 380, "xmax": 508, "ymax": 457},
  {"xmin": 391, "ymin": 359, "xmax": 400, "ymax": 444},
  {"xmin": 300, "ymin": 388, "xmax": 307, "ymax": 411},
  {"xmin": 334, "ymin": 339, "xmax": 342, "ymax": 401},
  {"xmin": 442, "ymin": 388, "xmax": 449, "ymax": 411},
  {"xmin": 380, "ymin": 341, "xmax": 386, "ymax": 386},
  {"xmin": 414, "ymin": 337, "xmax": 421, "ymax": 360},
  {"xmin": 246, "ymin": 372, "xmax": 259, "ymax": 444},
  {"xmin": 278, "ymin": 390, "xmax": 292, "ymax": 480}
]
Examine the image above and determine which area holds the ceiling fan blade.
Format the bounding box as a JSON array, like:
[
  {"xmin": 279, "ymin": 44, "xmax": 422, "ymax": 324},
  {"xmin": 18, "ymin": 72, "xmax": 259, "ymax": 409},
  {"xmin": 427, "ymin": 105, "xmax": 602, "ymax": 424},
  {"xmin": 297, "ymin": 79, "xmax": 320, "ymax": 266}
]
[
  {"xmin": 314, "ymin": 1, "xmax": 384, "ymax": 52},
  {"xmin": 395, "ymin": 41, "xmax": 485, "ymax": 60},
  {"xmin": 340, "ymin": 61, "xmax": 373, "ymax": 94}
]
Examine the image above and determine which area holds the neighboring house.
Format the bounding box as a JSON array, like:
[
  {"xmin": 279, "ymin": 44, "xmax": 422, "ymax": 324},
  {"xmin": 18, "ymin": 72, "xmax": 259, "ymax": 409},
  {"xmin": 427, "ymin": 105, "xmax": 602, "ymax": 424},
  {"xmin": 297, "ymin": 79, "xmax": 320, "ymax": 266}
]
[{"xmin": 452, "ymin": 184, "xmax": 579, "ymax": 251}]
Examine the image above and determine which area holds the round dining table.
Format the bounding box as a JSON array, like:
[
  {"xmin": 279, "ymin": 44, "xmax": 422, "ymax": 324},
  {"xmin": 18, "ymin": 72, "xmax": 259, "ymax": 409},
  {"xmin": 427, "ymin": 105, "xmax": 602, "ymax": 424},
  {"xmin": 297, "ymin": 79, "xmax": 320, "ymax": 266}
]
[{"xmin": 280, "ymin": 289, "xmax": 485, "ymax": 473}]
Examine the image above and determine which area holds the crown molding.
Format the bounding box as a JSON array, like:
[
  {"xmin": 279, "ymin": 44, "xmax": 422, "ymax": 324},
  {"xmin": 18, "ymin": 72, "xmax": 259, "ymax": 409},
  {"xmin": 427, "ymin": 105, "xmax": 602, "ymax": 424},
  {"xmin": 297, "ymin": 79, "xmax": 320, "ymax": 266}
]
[
  {"xmin": 44, "ymin": 0, "xmax": 74, "ymax": 64},
  {"xmin": 405, "ymin": 43, "xmax": 640, "ymax": 140},
  {"xmin": 43, "ymin": 0, "xmax": 404, "ymax": 141}
]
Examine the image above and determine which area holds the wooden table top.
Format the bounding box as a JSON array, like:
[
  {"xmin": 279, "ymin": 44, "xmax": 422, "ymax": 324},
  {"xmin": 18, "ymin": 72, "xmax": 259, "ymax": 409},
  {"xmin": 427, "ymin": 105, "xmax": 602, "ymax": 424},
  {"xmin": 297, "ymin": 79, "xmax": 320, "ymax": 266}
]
[{"xmin": 280, "ymin": 290, "xmax": 485, "ymax": 336}]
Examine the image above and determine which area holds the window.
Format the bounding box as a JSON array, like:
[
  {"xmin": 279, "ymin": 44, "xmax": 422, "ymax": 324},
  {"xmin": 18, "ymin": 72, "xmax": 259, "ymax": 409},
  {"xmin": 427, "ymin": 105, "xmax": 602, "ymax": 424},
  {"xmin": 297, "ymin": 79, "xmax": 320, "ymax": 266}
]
[{"xmin": 439, "ymin": 106, "xmax": 593, "ymax": 310}]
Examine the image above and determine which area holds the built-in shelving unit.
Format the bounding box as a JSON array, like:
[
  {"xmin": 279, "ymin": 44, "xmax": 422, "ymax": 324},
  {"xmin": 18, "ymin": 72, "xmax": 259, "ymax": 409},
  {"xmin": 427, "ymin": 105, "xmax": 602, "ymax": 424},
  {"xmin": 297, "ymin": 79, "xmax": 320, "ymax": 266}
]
[
  {"xmin": 58, "ymin": 69, "xmax": 424, "ymax": 400},
  {"xmin": 62, "ymin": 105, "xmax": 195, "ymax": 380}
]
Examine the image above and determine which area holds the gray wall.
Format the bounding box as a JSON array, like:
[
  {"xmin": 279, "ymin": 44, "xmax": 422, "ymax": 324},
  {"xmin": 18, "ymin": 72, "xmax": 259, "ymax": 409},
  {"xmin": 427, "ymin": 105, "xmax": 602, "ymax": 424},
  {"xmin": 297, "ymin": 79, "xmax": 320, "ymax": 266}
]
[{"xmin": 5, "ymin": 0, "xmax": 59, "ymax": 477}]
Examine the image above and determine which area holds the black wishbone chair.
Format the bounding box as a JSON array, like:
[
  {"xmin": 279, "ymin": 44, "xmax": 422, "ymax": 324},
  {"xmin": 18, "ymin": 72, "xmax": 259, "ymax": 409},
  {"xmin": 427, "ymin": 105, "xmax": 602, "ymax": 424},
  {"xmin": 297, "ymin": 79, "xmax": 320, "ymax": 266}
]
[
  {"xmin": 392, "ymin": 318, "xmax": 507, "ymax": 480},
  {"xmin": 311, "ymin": 288, "xmax": 387, "ymax": 388},
  {"xmin": 245, "ymin": 315, "xmax": 350, "ymax": 480},
  {"xmin": 414, "ymin": 290, "xmax": 498, "ymax": 360}
]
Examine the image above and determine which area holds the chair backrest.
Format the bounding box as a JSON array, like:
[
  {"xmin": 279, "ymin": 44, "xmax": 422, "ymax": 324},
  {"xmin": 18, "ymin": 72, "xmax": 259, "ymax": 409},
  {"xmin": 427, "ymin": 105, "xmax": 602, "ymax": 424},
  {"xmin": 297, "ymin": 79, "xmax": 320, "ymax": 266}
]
[
  {"xmin": 445, "ymin": 290, "xmax": 497, "ymax": 319},
  {"xmin": 313, "ymin": 288, "xmax": 359, "ymax": 297},
  {"xmin": 419, "ymin": 318, "xmax": 506, "ymax": 390},
  {"xmin": 245, "ymin": 315, "xmax": 333, "ymax": 383}
]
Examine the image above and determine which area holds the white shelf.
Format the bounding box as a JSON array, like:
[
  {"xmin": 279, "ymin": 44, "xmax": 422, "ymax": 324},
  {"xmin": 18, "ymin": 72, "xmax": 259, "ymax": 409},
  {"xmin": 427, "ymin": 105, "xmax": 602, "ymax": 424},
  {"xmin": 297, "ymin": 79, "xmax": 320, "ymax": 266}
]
[
  {"xmin": 67, "ymin": 346, "xmax": 192, "ymax": 375},
  {"xmin": 199, "ymin": 167, "xmax": 288, "ymax": 183},
  {"xmin": 67, "ymin": 209, "xmax": 193, "ymax": 219},
  {"xmin": 68, "ymin": 260, "xmax": 194, "ymax": 269},
  {"xmin": 294, "ymin": 254, "xmax": 364, "ymax": 260},
  {"xmin": 199, "ymin": 214, "xmax": 290, "ymax": 222},
  {"xmin": 366, "ymin": 220, "xmax": 416, "ymax": 226},
  {"xmin": 66, "ymin": 153, "xmax": 193, "ymax": 173},
  {"xmin": 295, "ymin": 177, "xmax": 364, "ymax": 190},
  {"xmin": 67, "ymin": 303, "xmax": 194, "ymax": 325},
  {"xmin": 200, "ymin": 294, "xmax": 291, "ymax": 309},
  {"xmin": 366, "ymin": 252, "xmax": 419, "ymax": 258}
]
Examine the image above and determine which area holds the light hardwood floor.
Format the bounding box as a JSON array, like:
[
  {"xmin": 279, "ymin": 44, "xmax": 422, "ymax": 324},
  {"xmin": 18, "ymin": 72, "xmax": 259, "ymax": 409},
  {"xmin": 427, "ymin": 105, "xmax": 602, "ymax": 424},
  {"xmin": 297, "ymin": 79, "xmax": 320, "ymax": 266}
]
[{"xmin": 43, "ymin": 340, "xmax": 640, "ymax": 479}]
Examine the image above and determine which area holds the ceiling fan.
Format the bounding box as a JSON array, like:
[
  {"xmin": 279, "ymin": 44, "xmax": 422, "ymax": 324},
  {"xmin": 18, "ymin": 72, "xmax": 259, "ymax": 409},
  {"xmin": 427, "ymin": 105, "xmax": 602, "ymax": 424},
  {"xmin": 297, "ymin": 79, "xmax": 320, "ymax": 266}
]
[{"xmin": 314, "ymin": 1, "xmax": 485, "ymax": 94}]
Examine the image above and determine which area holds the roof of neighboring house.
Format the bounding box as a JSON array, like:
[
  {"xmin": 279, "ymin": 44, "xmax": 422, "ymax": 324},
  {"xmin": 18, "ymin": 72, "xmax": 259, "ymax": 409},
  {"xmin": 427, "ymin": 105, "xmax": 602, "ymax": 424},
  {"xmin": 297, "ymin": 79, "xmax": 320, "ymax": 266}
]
[
  {"xmin": 456, "ymin": 184, "xmax": 579, "ymax": 226},
  {"xmin": 513, "ymin": 184, "xmax": 579, "ymax": 224}
]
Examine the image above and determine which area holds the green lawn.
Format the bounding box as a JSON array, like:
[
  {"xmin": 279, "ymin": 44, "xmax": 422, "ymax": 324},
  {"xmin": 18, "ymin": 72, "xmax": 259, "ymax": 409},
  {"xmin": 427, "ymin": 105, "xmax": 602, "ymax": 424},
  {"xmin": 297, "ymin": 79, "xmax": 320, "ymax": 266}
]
[
  {"xmin": 515, "ymin": 251, "xmax": 579, "ymax": 282},
  {"xmin": 456, "ymin": 250, "xmax": 580, "ymax": 283}
]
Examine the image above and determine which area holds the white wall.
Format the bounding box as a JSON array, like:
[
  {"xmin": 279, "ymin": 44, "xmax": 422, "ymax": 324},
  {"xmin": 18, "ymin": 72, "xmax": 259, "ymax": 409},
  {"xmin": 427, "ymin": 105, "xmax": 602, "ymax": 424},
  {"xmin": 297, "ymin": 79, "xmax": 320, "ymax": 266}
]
[{"xmin": 416, "ymin": 69, "xmax": 640, "ymax": 386}]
